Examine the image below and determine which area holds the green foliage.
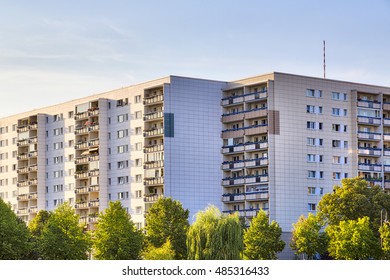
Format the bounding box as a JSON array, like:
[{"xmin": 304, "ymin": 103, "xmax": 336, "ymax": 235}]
[
  {"xmin": 93, "ymin": 201, "xmax": 143, "ymax": 260},
  {"xmin": 318, "ymin": 177, "xmax": 390, "ymax": 231},
  {"xmin": 0, "ymin": 198, "xmax": 32, "ymax": 259},
  {"xmin": 379, "ymin": 221, "xmax": 390, "ymax": 259},
  {"xmin": 243, "ymin": 210, "xmax": 285, "ymax": 260},
  {"xmin": 326, "ymin": 216, "xmax": 381, "ymax": 260},
  {"xmin": 290, "ymin": 213, "xmax": 327, "ymax": 259},
  {"xmin": 187, "ymin": 205, "xmax": 243, "ymax": 260},
  {"xmin": 145, "ymin": 197, "xmax": 189, "ymax": 259},
  {"xmin": 28, "ymin": 210, "xmax": 50, "ymax": 259},
  {"xmin": 40, "ymin": 202, "xmax": 91, "ymax": 260},
  {"xmin": 143, "ymin": 240, "xmax": 175, "ymax": 260}
]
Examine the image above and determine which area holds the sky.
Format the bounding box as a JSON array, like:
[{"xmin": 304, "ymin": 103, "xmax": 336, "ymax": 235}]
[{"xmin": 0, "ymin": 0, "xmax": 389, "ymax": 117}]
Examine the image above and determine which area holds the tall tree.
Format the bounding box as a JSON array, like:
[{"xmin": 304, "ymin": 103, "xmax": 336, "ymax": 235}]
[
  {"xmin": 243, "ymin": 210, "xmax": 285, "ymax": 260},
  {"xmin": 379, "ymin": 221, "xmax": 390, "ymax": 259},
  {"xmin": 326, "ymin": 216, "xmax": 381, "ymax": 260},
  {"xmin": 187, "ymin": 205, "xmax": 243, "ymax": 260},
  {"xmin": 318, "ymin": 177, "xmax": 390, "ymax": 231},
  {"xmin": 144, "ymin": 197, "xmax": 189, "ymax": 259},
  {"xmin": 40, "ymin": 202, "xmax": 91, "ymax": 260},
  {"xmin": 290, "ymin": 213, "xmax": 327, "ymax": 259},
  {"xmin": 93, "ymin": 201, "xmax": 143, "ymax": 260},
  {"xmin": 143, "ymin": 240, "xmax": 175, "ymax": 260},
  {"xmin": 28, "ymin": 210, "xmax": 50, "ymax": 259},
  {"xmin": 0, "ymin": 198, "xmax": 32, "ymax": 259}
]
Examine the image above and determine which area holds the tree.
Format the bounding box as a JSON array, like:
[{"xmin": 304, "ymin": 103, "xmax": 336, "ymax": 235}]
[
  {"xmin": 379, "ymin": 221, "xmax": 390, "ymax": 259},
  {"xmin": 144, "ymin": 197, "xmax": 189, "ymax": 259},
  {"xmin": 28, "ymin": 210, "xmax": 50, "ymax": 259},
  {"xmin": 0, "ymin": 198, "xmax": 32, "ymax": 259},
  {"xmin": 243, "ymin": 210, "xmax": 285, "ymax": 260},
  {"xmin": 187, "ymin": 205, "xmax": 243, "ymax": 260},
  {"xmin": 290, "ymin": 213, "xmax": 327, "ymax": 259},
  {"xmin": 93, "ymin": 201, "xmax": 143, "ymax": 260},
  {"xmin": 318, "ymin": 177, "xmax": 390, "ymax": 231},
  {"xmin": 143, "ymin": 240, "xmax": 175, "ymax": 260},
  {"xmin": 326, "ymin": 216, "xmax": 381, "ymax": 260},
  {"xmin": 40, "ymin": 202, "xmax": 91, "ymax": 260}
]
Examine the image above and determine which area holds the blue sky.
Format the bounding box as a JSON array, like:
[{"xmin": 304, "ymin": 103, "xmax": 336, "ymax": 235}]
[{"xmin": 0, "ymin": 0, "xmax": 389, "ymax": 117}]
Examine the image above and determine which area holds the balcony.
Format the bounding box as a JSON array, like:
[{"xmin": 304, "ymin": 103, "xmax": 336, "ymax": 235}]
[
  {"xmin": 17, "ymin": 153, "xmax": 29, "ymax": 160},
  {"xmin": 222, "ymin": 208, "xmax": 269, "ymax": 218},
  {"xmin": 244, "ymin": 90, "xmax": 267, "ymax": 102},
  {"xmin": 29, "ymin": 206, "xmax": 38, "ymax": 214},
  {"xmin": 357, "ymin": 116, "xmax": 381, "ymax": 126},
  {"xmin": 75, "ymin": 126, "xmax": 89, "ymax": 135},
  {"xmin": 29, "ymin": 178, "xmax": 38, "ymax": 185},
  {"xmin": 75, "ymin": 171, "xmax": 89, "ymax": 179},
  {"xmin": 357, "ymin": 100, "xmax": 381, "ymax": 109},
  {"xmin": 384, "ymin": 134, "xmax": 390, "ymax": 141},
  {"xmin": 384, "ymin": 119, "xmax": 390, "ymax": 126},
  {"xmin": 89, "ymin": 185, "xmax": 100, "ymax": 192},
  {"xmin": 385, "ymin": 181, "xmax": 390, "ymax": 189},
  {"xmin": 221, "ymin": 94, "xmax": 245, "ymax": 106},
  {"xmin": 245, "ymin": 158, "xmax": 269, "ymax": 168},
  {"xmin": 17, "ymin": 139, "xmax": 29, "ymax": 147},
  {"xmin": 144, "ymin": 95, "xmax": 164, "ymax": 105},
  {"xmin": 79, "ymin": 216, "xmax": 88, "ymax": 224},
  {"xmin": 75, "ymin": 141, "xmax": 88, "ymax": 150},
  {"xmin": 75, "ymin": 187, "xmax": 89, "ymax": 194},
  {"xmin": 384, "ymin": 166, "xmax": 390, "ymax": 172},
  {"xmin": 222, "ymin": 160, "xmax": 245, "ymax": 170},
  {"xmin": 75, "ymin": 156, "xmax": 89, "ymax": 164},
  {"xmin": 29, "ymin": 192, "xmax": 38, "ymax": 199},
  {"xmin": 357, "ymin": 131, "xmax": 381, "ymax": 141},
  {"xmin": 75, "ymin": 111, "xmax": 89, "ymax": 120},
  {"xmin": 144, "ymin": 144, "xmax": 164, "ymax": 153},
  {"xmin": 88, "ymin": 107, "xmax": 99, "ymax": 116},
  {"xmin": 17, "ymin": 208, "xmax": 28, "ymax": 215},
  {"xmin": 17, "ymin": 166, "xmax": 29, "ymax": 174},
  {"xmin": 144, "ymin": 160, "xmax": 164, "ymax": 169},
  {"xmin": 385, "ymin": 149, "xmax": 390, "ymax": 156},
  {"xmin": 89, "ymin": 216, "xmax": 99, "ymax": 223},
  {"xmin": 245, "ymin": 174, "xmax": 269, "ymax": 184},
  {"xmin": 17, "ymin": 126, "xmax": 29, "ymax": 133},
  {"xmin": 222, "ymin": 193, "xmax": 246, "ymax": 203},
  {"xmin": 75, "ymin": 202, "xmax": 88, "ymax": 209},
  {"xmin": 222, "ymin": 174, "xmax": 269, "ymax": 186},
  {"xmin": 29, "ymin": 137, "xmax": 38, "ymax": 144},
  {"xmin": 89, "ymin": 169, "xmax": 99, "ymax": 177},
  {"xmin": 17, "ymin": 180, "xmax": 29, "ymax": 187},
  {"xmin": 28, "ymin": 151, "xmax": 38, "ymax": 158},
  {"xmin": 28, "ymin": 165, "xmax": 38, "ymax": 172},
  {"xmin": 222, "ymin": 158, "xmax": 268, "ymax": 170},
  {"xmin": 17, "ymin": 194, "xmax": 29, "ymax": 201},
  {"xmin": 358, "ymin": 147, "xmax": 381, "ymax": 156},
  {"xmin": 144, "ymin": 193, "xmax": 164, "ymax": 203},
  {"xmin": 221, "ymin": 107, "xmax": 267, "ymax": 123},
  {"xmin": 29, "ymin": 123, "xmax": 38, "ymax": 130},
  {"xmin": 144, "ymin": 128, "xmax": 164, "ymax": 138},
  {"xmin": 89, "ymin": 199, "xmax": 99, "ymax": 208},
  {"xmin": 144, "ymin": 177, "xmax": 164, "ymax": 186},
  {"xmin": 89, "ymin": 124, "xmax": 99, "ymax": 132},
  {"xmin": 144, "ymin": 111, "xmax": 164, "ymax": 121},
  {"xmin": 221, "ymin": 124, "xmax": 268, "ymax": 139},
  {"xmin": 89, "ymin": 138, "xmax": 99, "ymax": 147},
  {"xmin": 358, "ymin": 163, "xmax": 382, "ymax": 172},
  {"xmin": 222, "ymin": 141, "xmax": 268, "ymax": 154}
]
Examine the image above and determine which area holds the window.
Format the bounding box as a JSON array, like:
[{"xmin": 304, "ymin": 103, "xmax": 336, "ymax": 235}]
[
  {"xmin": 307, "ymin": 105, "xmax": 315, "ymax": 113},
  {"xmin": 307, "ymin": 137, "xmax": 315, "ymax": 146},
  {"xmin": 332, "ymin": 108, "xmax": 347, "ymax": 116},
  {"xmin": 135, "ymin": 143, "xmax": 142, "ymax": 151},
  {"xmin": 308, "ymin": 171, "xmax": 316, "ymax": 178},
  {"xmin": 117, "ymin": 160, "xmax": 129, "ymax": 169},
  {"xmin": 53, "ymin": 142, "xmax": 63, "ymax": 150},
  {"xmin": 307, "ymin": 121, "xmax": 315, "ymax": 129},
  {"xmin": 308, "ymin": 187, "xmax": 316, "ymax": 195},
  {"xmin": 332, "ymin": 92, "xmax": 347, "ymax": 101},
  {"xmin": 68, "ymin": 125, "xmax": 74, "ymax": 133},
  {"xmin": 135, "ymin": 95, "xmax": 142, "ymax": 103},
  {"xmin": 136, "ymin": 190, "xmax": 142, "ymax": 198},
  {"xmin": 135, "ymin": 111, "xmax": 142, "ymax": 119},
  {"xmin": 117, "ymin": 176, "xmax": 129, "ymax": 184},
  {"xmin": 68, "ymin": 140, "xmax": 74, "ymax": 147},
  {"xmin": 53, "ymin": 114, "xmax": 63, "ymax": 122},
  {"xmin": 306, "ymin": 89, "xmax": 315, "ymax": 97},
  {"xmin": 135, "ymin": 127, "xmax": 142, "ymax": 135},
  {"xmin": 307, "ymin": 154, "xmax": 316, "ymax": 162},
  {"xmin": 332, "ymin": 124, "xmax": 340, "ymax": 132},
  {"xmin": 308, "ymin": 203, "xmax": 316, "ymax": 211},
  {"xmin": 68, "ymin": 154, "xmax": 74, "ymax": 161},
  {"xmin": 136, "ymin": 207, "xmax": 142, "ymax": 215},
  {"xmin": 117, "ymin": 145, "xmax": 129, "ymax": 154},
  {"xmin": 117, "ymin": 129, "xmax": 129, "ymax": 138},
  {"xmin": 53, "ymin": 128, "xmax": 63, "ymax": 136},
  {"xmin": 68, "ymin": 111, "xmax": 74, "ymax": 118},
  {"xmin": 53, "ymin": 184, "xmax": 63, "ymax": 192},
  {"xmin": 53, "ymin": 199, "xmax": 64, "ymax": 207},
  {"xmin": 332, "ymin": 140, "xmax": 341, "ymax": 148},
  {"xmin": 53, "ymin": 170, "xmax": 63, "ymax": 178},
  {"xmin": 117, "ymin": 114, "xmax": 129, "ymax": 123},
  {"xmin": 135, "ymin": 158, "xmax": 142, "ymax": 167},
  {"xmin": 333, "ymin": 172, "xmax": 341, "ymax": 179},
  {"xmin": 53, "ymin": 156, "xmax": 63, "ymax": 164},
  {"xmin": 136, "ymin": 174, "xmax": 142, "ymax": 183},
  {"xmin": 118, "ymin": 192, "xmax": 129, "ymax": 200},
  {"xmin": 333, "ymin": 156, "xmax": 341, "ymax": 164}
]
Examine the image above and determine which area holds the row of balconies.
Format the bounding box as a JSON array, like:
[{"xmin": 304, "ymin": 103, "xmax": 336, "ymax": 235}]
[
  {"xmin": 144, "ymin": 95, "xmax": 164, "ymax": 105},
  {"xmin": 16, "ymin": 123, "xmax": 38, "ymax": 133},
  {"xmin": 17, "ymin": 164, "xmax": 38, "ymax": 174},
  {"xmin": 221, "ymin": 90, "xmax": 267, "ymax": 107},
  {"xmin": 221, "ymin": 107, "xmax": 268, "ymax": 123},
  {"xmin": 74, "ymin": 199, "xmax": 100, "ymax": 209},
  {"xmin": 75, "ymin": 124, "xmax": 99, "ymax": 135},
  {"xmin": 74, "ymin": 108, "xmax": 99, "ymax": 120},
  {"xmin": 144, "ymin": 160, "xmax": 164, "ymax": 169},
  {"xmin": 144, "ymin": 127, "xmax": 164, "ymax": 138},
  {"xmin": 222, "ymin": 208, "xmax": 269, "ymax": 218},
  {"xmin": 221, "ymin": 124, "xmax": 268, "ymax": 138},
  {"xmin": 222, "ymin": 141, "xmax": 268, "ymax": 154},
  {"xmin": 79, "ymin": 216, "xmax": 99, "ymax": 224},
  {"xmin": 222, "ymin": 191, "xmax": 269, "ymax": 203},
  {"xmin": 17, "ymin": 136, "xmax": 37, "ymax": 147},
  {"xmin": 358, "ymin": 163, "xmax": 390, "ymax": 172},
  {"xmin": 144, "ymin": 177, "xmax": 164, "ymax": 186},
  {"xmin": 144, "ymin": 193, "xmax": 164, "ymax": 203},
  {"xmin": 17, "ymin": 151, "xmax": 38, "ymax": 160},
  {"xmin": 16, "ymin": 206, "xmax": 38, "ymax": 215},
  {"xmin": 144, "ymin": 144, "xmax": 164, "ymax": 153},
  {"xmin": 74, "ymin": 169, "xmax": 99, "ymax": 179},
  {"xmin": 16, "ymin": 192, "xmax": 38, "ymax": 201},
  {"xmin": 75, "ymin": 185, "xmax": 100, "ymax": 194},
  {"xmin": 74, "ymin": 154, "xmax": 99, "ymax": 164},
  {"xmin": 17, "ymin": 178, "xmax": 38, "ymax": 187},
  {"xmin": 222, "ymin": 174, "xmax": 269, "ymax": 186},
  {"xmin": 75, "ymin": 138, "xmax": 99, "ymax": 150},
  {"xmin": 222, "ymin": 158, "xmax": 268, "ymax": 170},
  {"xmin": 144, "ymin": 111, "xmax": 164, "ymax": 121}
]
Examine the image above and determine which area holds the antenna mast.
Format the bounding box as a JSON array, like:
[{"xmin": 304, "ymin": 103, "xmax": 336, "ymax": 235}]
[{"xmin": 323, "ymin": 40, "xmax": 326, "ymax": 79}]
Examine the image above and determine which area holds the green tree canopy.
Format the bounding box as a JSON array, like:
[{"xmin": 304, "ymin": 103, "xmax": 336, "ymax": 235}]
[
  {"xmin": 326, "ymin": 216, "xmax": 381, "ymax": 260},
  {"xmin": 290, "ymin": 213, "xmax": 327, "ymax": 259},
  {"xmin": 143, "ymin": 239, "xmax": 175, "ymax": 260},
  {"xmin": 318, "ymin": 177, "xmax": 390, "ymax": 231},
  {"xmin": 40, "ymin": 202, "xmax": 91, "ymax": 260},
  {"xmin": 28, "ymin": 210, "xmax": 50, "ymax": 259},
  {"xmin": 144, "ymin": 197, "xmax": 189, "ymax": 259},
  {"xmin": 0, "ymin": 198, "xmax": 32, "ymax": 259},
  {"xmin": 379, "ymin": 221, "xmax": 390, "ymax": 259},
  {"xmin": 93, "ymin": 201, "xmax": 143, "ymax": 260},
  {"xmin": 243, "ymin": 210, "xmax": 285, "ymax": 260},
  {"xmin": 187, "ymin": 205, "xmax": 243, "ymax": 260}
]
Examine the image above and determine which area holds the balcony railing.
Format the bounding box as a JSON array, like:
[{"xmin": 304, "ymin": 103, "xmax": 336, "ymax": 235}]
[
  {"xmin": 89, "ymin": 185, "xmax": 100, "ymax": 192},
  {"xmin": 75, "ymin": 202, "xmax": 88, "ymax": 209},
  {"xmin": 144, "ymin": 160, "xmax": 164, "ymax": 169},
  {"xmin": 222, "ymin": 141, "xmax": 268, "ymax": 154},
  {"xmin": 358, "ymin": 163, "xmax": 382, "ymax": 172},
  {"xmin": 222, "ymin": 208, "xmax": 269, "ymax": 217},
  {"xmin": 358, "ymin": 147, "xmax": 381, "ymax": 156},
  {"xmin": 357, "ymin": 131, "xmax": 381, "ymax": 140},
  {"xmin": 29, "ymin": 192, "xmax": 38, "ymax": 199},
  {"xmin": 29, "ymin": 206, "xmax": 38, "ymax": 213},
  {"xmin": 17, "ymin": 166, "xmax": 29, "ymax": 174},
  {"xmin": 221, "ymin": 90, "xmax": 267, "ymax": 106},
  {"xmin": 75, "ymin": 187, "xmax": 89, "ymax": 194},
  {"xmin": 17, "ymin": 208, "xmax": 28, "ymax": 215},
  {"xmin": 89, "ymin": 200, "xmax": 99, "ymax": 207},
  {"xmin": 222, "ymin": 158, "xmax": 268, "ymax": 170},
  {"xmin": 357, "ymin": 116, "xmax": 381, "ymax": 125},
  {"xmin": 144, "ymin": 177, "xmax": 164, "ymax": 186},
  {"xmin": 17, "ymin": 139, "xmax": 29, "ymax": 146},
  {"xmin": 144, "ymin": 193, "xmax": 164, "ymax": 203},
  {"xmin": 144, "ymin": 95, "xmax": 164, "ymax": 105},
  {"xmin": 144, "ymin": 128, "xmax": 164, "ymax": 138},
  {"xmin": 144, "ymin": 111, "xmax": 164, "ymax": 121},
  {"xmin": 17, "ymin": 194, "xmax": 29, "ymax": 201},
  {"xmin": 221, "ymin": 107, "xmax": 267, "ymax": 123},
  {"xmin": 222, "ymin": 174, "xmax": 269, "ymax": 186},
  {"xmin": 75, "ymin": 111, "xmax": 89, "ymax": 120},
  {"xmin": 144, "ymin": 144, "xmax": 164, "ymax": 153},
  {"xmin": 357, "ymin": 100, "xmax": 381, "ymax": 109}
]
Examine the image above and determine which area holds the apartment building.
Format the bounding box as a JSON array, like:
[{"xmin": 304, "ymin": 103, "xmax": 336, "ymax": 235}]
[
  {"xmin": 1, "ymin": 72, "xmax": 390, "ymax": 255},
  {"xmin": 0, "ymin": 76, "xmax": 225, "ymax": 230}
]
